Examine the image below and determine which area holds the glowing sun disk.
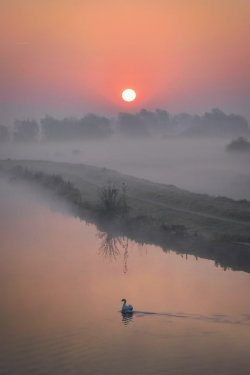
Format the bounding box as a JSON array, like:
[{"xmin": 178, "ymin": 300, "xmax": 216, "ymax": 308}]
[{"xmin": 122, "ymin": 88, "xmax": 136, "ymax": 102}]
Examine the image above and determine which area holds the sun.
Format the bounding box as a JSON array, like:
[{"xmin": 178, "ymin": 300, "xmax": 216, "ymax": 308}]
[{"xmin": 121, "ymin": 88, "xmax": 137, "ymax": 102}]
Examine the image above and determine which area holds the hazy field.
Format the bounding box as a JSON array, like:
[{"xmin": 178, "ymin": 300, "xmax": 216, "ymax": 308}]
[{"xmin": 1, "ymin": 137, "xmax": 250, "ymax": 200}]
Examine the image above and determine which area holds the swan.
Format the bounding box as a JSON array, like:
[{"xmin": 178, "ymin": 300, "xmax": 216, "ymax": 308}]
[{"xmin": 121, "ymin": 298, "xmax": 133, "ymax": 313}]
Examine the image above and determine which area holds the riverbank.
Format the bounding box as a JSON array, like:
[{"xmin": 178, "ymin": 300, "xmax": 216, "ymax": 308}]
[
  {"xmin": 1, "ymin": 159, "xmax": 250, "ymax": 244},
  {"xmin": 1, "ymin": 159, "xmax": 250, "ymax": 273}
]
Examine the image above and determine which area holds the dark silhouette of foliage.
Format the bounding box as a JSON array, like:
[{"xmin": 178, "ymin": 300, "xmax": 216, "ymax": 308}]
[
  {"xmin": 0, "ymin": 125, "xmax": 10, "ymax": 143},
  {"xmin": 10, "ymin": 166, "xmax": 82, "ymax": 205},
  {"xmin": 226, "ymin": 137, "xmax": 250, "ymax": 152},
  {"xmin": 98, "ymin": 183, "xmax": 128, "ymax": 215},
  {"xmin": 13, "ymin": 119, "xmax": 39, "ymax": 142},
  {"xmin": 180, "ymin": 109, "xmax": 249, "ymax": 138},
  {"xmin": 117, "ymin": 108, "xmax": 249, "ymax": 138},
  {"xmin": 5, "ymin": 108, "xmax": 249, "ymax": 142},
  {"xmin": 40, "ymin": 114, "xmax": 113, "ymax": 141},
  {"xmin": 117, "ymin": 109, "xmax": 172, "ymax": 137}
]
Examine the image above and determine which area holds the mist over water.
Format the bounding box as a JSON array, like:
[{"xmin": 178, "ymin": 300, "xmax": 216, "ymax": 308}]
[
  {"xmin": 1, "ymin": 137, "xmax": 250, "ymax": 199},
  {"xmin": 1, "ymin": 177, "xmax": 250, "ymax": 374},
  {"xmin": 1, "ymin": 112, "xmax": 250, "ymax": 374}
]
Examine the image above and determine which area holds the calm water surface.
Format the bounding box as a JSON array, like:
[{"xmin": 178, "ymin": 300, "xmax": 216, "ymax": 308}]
[{"xmin": 1, "ymin": 178, "xmax": 250, "ymax": 375}]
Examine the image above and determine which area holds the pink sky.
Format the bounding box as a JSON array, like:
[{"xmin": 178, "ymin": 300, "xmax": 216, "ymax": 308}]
[{"xmin": 0, "ymin": 0, "xmax": 249, "ymax": 122}]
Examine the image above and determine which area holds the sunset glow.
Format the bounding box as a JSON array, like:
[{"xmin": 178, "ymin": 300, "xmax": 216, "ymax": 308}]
[{"xmin": 0, "ymin": 1, "xmax": 249, "ymax": 120}]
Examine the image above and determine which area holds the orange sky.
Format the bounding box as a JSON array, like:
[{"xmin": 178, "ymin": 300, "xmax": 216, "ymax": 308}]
[{"xmin": 0, "ymin": 0, "xmax": 249, "ymax": 121}]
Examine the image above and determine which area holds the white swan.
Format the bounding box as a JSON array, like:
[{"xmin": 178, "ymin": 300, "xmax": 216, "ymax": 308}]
[{"xmin": 121, "ymin": 298, "xmax": 133, "ymax": 313}]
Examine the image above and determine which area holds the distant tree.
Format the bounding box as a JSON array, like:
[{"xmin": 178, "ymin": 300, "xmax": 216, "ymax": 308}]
[
  {"xmin": 226, "ymin": 137, "xmax": 250, "ymax": 152},
  {"xmin": 0, "ymin": 125, "xmax": 10, "ymax": 143},
  {"xmin": 41, "ymin": 114, "xmax": 112, "ymax": 141},
  {"xmin": 78, "ymin": 113, "xmax": 113, "ymax": 139},
  {"xmin": 171, "ymin": 112, "xmax": 201, "ymax": 135},
  {"xmin": 155, "ymin": 109, "xmax": 172, "ymax": 135},
  {"xmin": 117, "ymin": 112, "xmax": 150, "ymax": 138},
  {"xmin": 41, "ymin": 115, "xmax": 74, "ymax": 141},
  {"xmin": 137, "ymin": 109, "xmax": 171, "ymax": 135},
  {"xmin": 138, "ymin": 109, "xmax": 155, "ymax": 135},
  {"xmin": 117, "ymin": 109, "xmax": 173, "ymax": 137},
  {"xmin": 13, "ymin": 119, "xmax": 39, "ymax": 142},
  {"xmin": 180, "ymin": 109, "xmax": 249, "ymax": 138},
  {"xmin": 202, "ymin": 108, "xmax": 247, "ymax": 136}
]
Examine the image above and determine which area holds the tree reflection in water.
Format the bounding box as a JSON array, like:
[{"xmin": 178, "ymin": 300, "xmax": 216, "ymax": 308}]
[{"xmin": 98, "ymin": 232, "xmax": 129, "ymax": 273}]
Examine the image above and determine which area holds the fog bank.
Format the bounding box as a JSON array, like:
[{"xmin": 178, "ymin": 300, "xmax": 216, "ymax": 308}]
[{"xmin": 1, "ymin": 137, "xmax": 250, "ymax": 200}]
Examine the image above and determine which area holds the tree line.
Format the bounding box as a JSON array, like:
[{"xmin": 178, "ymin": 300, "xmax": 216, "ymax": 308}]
[{"xmin": 0, "ymin": 108, "xmax": 249, "ymax": 143}]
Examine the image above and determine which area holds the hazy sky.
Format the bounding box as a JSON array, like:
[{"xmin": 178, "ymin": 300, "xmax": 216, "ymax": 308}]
[{"xmin": 0, "ymin": 0, "xmax": 249, "ymax": 123}]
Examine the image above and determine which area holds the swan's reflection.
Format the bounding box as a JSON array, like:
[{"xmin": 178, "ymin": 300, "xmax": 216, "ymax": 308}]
[
  {"xmin": 98, "ymin": 232, "xmax": 129, "ymax": 273},
  {"xmin": 121, "ymin": 312, "xmax": 133, "ymax": 326}
]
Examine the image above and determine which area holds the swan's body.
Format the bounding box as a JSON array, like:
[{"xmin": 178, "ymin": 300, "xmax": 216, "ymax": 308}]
[{"xmin": 121, "ymin": 298, "xmax": 133, "ymax": 313}]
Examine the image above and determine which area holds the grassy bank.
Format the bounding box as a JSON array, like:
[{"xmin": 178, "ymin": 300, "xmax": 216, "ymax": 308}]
[{"xmin": 1, "ymin": 159, "xmax": 250, "ymax": 243}]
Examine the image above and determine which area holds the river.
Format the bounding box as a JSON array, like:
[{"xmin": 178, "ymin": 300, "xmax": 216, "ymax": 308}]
[{"xmin": 1, "ymin": 178, "xmax": 250, "ymax": 375}]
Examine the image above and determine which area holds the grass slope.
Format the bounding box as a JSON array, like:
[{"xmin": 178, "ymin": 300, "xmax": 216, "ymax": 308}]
[{"xmin": 1, "ymin": 159, "xmax": 250, "ymax": 242}]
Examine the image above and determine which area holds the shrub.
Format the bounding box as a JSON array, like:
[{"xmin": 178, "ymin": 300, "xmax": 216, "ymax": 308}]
[
  {"xmin": 226, "ymin": 137, "xmax": 250, "ymax": 152},
  {"xmin": 98, "ymin": 183, "xmax": 128, "ymax": 215}
]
